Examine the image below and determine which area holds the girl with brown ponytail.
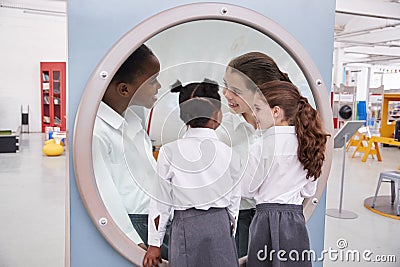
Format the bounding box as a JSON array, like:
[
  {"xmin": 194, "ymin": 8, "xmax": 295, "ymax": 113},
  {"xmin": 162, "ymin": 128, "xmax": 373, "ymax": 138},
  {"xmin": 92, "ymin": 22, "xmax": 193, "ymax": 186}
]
[
  {"xmin": 217, "ymin": 52, "xmax": 292, "ymax": 258},
  {"xmin": 244, "ymin": 80, "xmax": 329, "ymax": 267}
]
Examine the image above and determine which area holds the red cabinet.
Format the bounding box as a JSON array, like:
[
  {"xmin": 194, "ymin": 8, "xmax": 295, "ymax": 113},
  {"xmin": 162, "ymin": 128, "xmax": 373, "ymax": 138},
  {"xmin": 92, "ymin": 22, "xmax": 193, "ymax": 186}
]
[{"xmin": 40, "ymin": 62, "xmax": 66, "ymax": 132}]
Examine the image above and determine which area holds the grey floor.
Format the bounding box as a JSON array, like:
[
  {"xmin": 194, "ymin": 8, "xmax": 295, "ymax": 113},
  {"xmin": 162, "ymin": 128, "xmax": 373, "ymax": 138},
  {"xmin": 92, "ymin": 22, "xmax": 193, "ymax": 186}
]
[
  {"xmin": 324, "ymin": 146, "xmax": 400, "ymax": 266},
  {"xmin": 0, "ymin": 133, "xmax": 399, "ymax": 267},
  {"xmin": 0, "ymin": 133, "xmax": 66, "ymax": 267}
]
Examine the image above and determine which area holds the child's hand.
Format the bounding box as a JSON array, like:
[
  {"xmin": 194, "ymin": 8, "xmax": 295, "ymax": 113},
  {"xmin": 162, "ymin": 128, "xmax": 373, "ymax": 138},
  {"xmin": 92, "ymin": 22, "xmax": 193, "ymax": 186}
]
[{"xmin": 143, "ymin": 246, "xmax": 162, "ymax": 267}]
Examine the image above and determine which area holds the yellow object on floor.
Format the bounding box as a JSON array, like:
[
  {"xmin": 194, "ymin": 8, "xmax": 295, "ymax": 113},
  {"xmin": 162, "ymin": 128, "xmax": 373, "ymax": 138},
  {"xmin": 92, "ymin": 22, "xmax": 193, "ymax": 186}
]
[
  {"xmin": 380, "ymin": 93, "xmax": 400, "ymax": 138},
  {"xmin": 45, "ymin": 139, "xmax": 64, "ymax": 146},
  {"xmin": 372, "ymin": 136, "xmax": 400, "ymax": 147},
  {"xmin": 351, "ymin": 134, "xmax": 381, "ymax": 162},
  {"xmin": 43, "ymin": 142, "xmax": 64, "ymax": 156},
  {"xmin": 364, "ymin": 196, "xmax": 400, "ymax": 220},
  {"xmin": 353, "ymin": 135, "xmax": 400, "ymax": 162},
  {"xmin": 346, "ymin": 131, "xmax": 363, "ymax": 152}
]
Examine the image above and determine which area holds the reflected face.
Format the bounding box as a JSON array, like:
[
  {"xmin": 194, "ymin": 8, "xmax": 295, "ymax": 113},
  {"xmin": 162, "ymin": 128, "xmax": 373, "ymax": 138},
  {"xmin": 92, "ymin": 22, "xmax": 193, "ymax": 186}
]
[
  {"xmin": 130, "ymin": 55, "xmax": 161, "ymax": 109},
  {"xmin": 254, "ymin": 93, "xmax": 275, "ymax": 130},
  {"xmin": 223, "ymin": 69, "xmax": 255, "ymax": 115}
]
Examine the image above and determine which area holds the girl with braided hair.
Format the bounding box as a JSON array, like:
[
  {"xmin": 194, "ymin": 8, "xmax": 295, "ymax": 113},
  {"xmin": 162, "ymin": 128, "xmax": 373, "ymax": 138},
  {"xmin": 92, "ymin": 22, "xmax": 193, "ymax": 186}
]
[{"xmin": 244, "ymin": 80, "xmax": 329, "ymax": 267}]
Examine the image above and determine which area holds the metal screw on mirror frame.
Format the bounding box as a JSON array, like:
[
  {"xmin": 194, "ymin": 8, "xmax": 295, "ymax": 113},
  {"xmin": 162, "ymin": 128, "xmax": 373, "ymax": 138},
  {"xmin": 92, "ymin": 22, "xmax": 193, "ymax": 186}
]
[
  {"xmin": 99, "ymin": 71, "xmax": 108, "ymax": 79},
  {"xmin": 312, "ymin": 198, "xmax": 319, "ymax": 205},
  {"xmin": 98, "ymin": 217, "xmax": 108, "ymax": 226},
  {"xmin": 316, "ymin": 79, "xmax": 323, "ymax": 86},
  {"xmin": 220, "ymin": 7, "xmax": 228, "ymax": 15}
]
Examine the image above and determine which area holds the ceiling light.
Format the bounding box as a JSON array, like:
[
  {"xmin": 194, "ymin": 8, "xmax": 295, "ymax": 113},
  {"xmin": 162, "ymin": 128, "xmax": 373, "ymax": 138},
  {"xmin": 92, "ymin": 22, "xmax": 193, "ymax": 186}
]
[{"xmin": 345, "ymin": 53, "xmax": 370, "ymax": 59}]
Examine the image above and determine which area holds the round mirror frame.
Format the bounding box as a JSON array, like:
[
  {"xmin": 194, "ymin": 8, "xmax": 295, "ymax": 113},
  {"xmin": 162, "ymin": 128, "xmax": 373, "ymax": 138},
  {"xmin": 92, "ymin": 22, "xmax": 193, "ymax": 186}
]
[{"xmin": 73, "ymin": 2, "xmax": 334, "ymax": 266}]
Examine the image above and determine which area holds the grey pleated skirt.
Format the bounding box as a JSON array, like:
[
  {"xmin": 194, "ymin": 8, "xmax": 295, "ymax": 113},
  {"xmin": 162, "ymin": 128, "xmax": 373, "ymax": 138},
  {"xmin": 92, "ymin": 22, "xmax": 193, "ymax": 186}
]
[
  {"xmin": 169, "ymin": 207, "xmax": 239, "ymax": 267},
  {"xmin": 247, "ymin": 203, "xmax": 312, "ymax": 267}
]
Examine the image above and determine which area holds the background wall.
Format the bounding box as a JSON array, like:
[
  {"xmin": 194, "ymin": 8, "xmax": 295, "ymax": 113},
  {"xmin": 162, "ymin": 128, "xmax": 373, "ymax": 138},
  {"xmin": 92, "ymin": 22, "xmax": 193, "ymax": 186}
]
[
  {"xmin": 69, "ymin": 1, "xmax": 335, "ymax": 267},
  {"xmin": 0, "ymin": 1, "xmax": 66, "ymax": 132}
]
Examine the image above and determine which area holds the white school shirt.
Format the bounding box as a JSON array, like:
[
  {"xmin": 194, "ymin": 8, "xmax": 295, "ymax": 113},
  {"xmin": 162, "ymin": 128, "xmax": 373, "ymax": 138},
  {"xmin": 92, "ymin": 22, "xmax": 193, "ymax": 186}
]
[
  {"xmin": 147, "ymin": 127, "xmax": 242, "ymax": 247},
  {"xmin": 242, "ymin": 126, "xmax": 317, "ymax": 205},
  {"xmin": 216, "ymin": 112, "xmax": 257, "ymax": 210},
  {"xmin": 93, "ymin": 102, "xmax": 156, "ymax": 244}
]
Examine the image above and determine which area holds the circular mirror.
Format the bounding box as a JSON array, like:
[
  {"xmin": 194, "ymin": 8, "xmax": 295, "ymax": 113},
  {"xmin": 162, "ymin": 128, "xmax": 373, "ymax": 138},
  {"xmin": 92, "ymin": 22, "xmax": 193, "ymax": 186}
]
[{"xmin": 73, "ymin": 3, "xmax": 333, "ymax": 266}]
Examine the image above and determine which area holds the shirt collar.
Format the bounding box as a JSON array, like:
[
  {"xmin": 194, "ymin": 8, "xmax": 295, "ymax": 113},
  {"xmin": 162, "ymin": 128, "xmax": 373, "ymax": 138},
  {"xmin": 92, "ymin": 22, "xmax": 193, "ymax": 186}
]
[
  {"xmin": 123, "ymin": 106, "xmax": 144, "ymax": 136},
  {"xmin": 97, "ymin": 101, "xmax": 124, "ymax": 130},
  {"xmin": 183, "ymin": 127, "xmax": 219, "ymax": 140},
  {"xmin": 263, "ymin": 125, "xmax": 296, "ymax": 137},
  {"xmin": 231, "ymin": 112, "xmax": 255, "ymax": 132}
]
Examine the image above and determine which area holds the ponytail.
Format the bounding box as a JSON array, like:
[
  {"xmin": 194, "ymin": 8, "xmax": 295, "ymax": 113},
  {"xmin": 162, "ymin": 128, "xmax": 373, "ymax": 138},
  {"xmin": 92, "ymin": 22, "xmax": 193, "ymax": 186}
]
[
  {"xmin": 294, "ymin": 96, "xmax": 328, "ymax": 180},
  {"xmin": 170, "ymin": 80, "xmax": 183, "ymax": 93},
  {"xmin": 259, "ymin": 81, "xmax": 329, "ymax": 180}
]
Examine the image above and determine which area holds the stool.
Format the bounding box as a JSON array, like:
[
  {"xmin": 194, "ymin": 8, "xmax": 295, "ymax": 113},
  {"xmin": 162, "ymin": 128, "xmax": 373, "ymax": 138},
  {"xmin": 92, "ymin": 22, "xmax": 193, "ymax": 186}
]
[{"xmin": 371, "ymin": 171, "xmax": 400, "ymax": 216}]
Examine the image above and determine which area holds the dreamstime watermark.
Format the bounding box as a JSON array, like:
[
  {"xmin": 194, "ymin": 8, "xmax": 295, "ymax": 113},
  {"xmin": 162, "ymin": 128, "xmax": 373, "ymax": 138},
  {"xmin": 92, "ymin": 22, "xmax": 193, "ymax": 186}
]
[{"xmin": 257, "ymin": 238, "xmax": 397, "ymax": 263}]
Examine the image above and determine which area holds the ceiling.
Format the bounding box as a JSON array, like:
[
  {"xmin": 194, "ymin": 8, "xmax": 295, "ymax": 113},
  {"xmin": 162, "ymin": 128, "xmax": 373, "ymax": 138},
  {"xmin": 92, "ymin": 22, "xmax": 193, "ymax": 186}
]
[
  {"xmin": 1, "ymin": 0, "xmax": 400, "ymax": 66},
  {"xmin": 335, "ymin": 0, "xmax": 400, "ymax": 65}
]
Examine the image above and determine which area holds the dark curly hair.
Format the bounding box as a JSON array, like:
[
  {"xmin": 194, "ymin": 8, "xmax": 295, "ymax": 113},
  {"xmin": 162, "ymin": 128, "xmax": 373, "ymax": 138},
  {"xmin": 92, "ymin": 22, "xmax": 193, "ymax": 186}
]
[
  {"xmin": 259, "ymin": 81, "xmax": 329, "ymax": 180},
  {"xmin": 111, "ymin": 44, "xmax": 155, "ymax": 84},
  {"xmin": 171, "ymin": 79, "xmax": 221, "ymax": 128}
]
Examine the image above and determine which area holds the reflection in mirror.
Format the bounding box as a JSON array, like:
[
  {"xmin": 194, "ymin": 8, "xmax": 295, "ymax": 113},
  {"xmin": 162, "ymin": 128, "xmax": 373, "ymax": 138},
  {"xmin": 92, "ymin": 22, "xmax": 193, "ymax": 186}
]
[
  {"xmin": 145, "ymin": 20, "xmax": 317, "ymax": 261},
  {"xmin": 92, "ymin": 44, "xmax": 170, "ymax": 260},
  {"xmin": 92, "ymin": 19, "xmax": 320, "ymax": 263}
]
